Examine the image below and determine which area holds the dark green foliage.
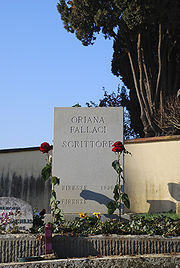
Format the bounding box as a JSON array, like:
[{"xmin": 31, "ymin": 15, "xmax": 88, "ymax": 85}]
[
  {"xmin": 87, "ymin": 87, "xmax": 141, "ymax": 139},
  {"xmin": 106, "ymin": 200, "xmax": 117, "ymax": 215},
  {"xmin": 50, "ymin": 191, "xmax": 64, "ymax": 231},
  {"xmin": 51, "ymin": 177, "xmax": 60, "ymax": 186},
  {"xmin": 57, "ymin": 0, "xmax": 180, "ymax": 137},
  {"xmin": 41, "ymin": 156, "xmax": 64, "ymax": 225},
  {"xmin": 121, "ymin": 192, "xmax": 130, "ymax": 209},
  {"xmin": 58, "ymin": 216, "xmax": 101, "ymax": 235},
  {"xmin": 106, "ymin": 184, "xmax": 130, "ymax": 215},
  {"xmin": 30, "ymin": 209, "xmax": 45, "ymax": 233},
  {"xmin": 41, "ymin": 164, "xmax": 51, "ymax": 181},
  {"xmin": 112, "ymin": 160, "xmax": 122, "ymax": 174},
  {"xmin": 51, "ymin": 201, "xmax": 64, "ymax": 232},
  {"xmin": 113, "ymin": 184, "xmax": 119, "ymax": 201},
  {"xmin": 51, "ymin": 214, "xmax": 180, "ymax": 237},
  {"xmin": 129, "ymin": 214, "xmax": 180, "ymax": 237}
]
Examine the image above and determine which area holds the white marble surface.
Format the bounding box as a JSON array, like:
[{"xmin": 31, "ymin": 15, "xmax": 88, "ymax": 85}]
[{"xmin": 53, "ymin": 107, "xmax": 123, "ymax": 216}]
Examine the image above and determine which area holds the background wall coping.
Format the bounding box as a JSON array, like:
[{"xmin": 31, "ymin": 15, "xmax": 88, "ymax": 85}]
[
  {"xmin": 125, "ymin": 135, "xmax": 180, "ymax": 144},
  {"xmin": 0, "ymin": 254, "xmax": 180, "ymax": 268},
  {"xmin": 0, "ymin": 146, "xmax": 53, "ymax": 154}
]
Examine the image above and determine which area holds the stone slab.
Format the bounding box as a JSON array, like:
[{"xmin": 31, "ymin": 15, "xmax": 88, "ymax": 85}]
[
  {"xmin": 0, "ymin": 197, "xmax": 33, "ymax": 231},
  {"xmin": 53, "ymin": 235, "xmax": 180, "ymax": 258},
  {"xmin": 53, "ymin": 107, "xmax": 123, "ymax": 217},
  {"xmin": 0, "ymin": 255, "xmax": 180, "ymax": 268},
  {"xmin": 0, "ymin": 234, "xmax": 180, "ymax": 264},
  {"xmin": 0, "ymin": 234, "xmax": 44, "ymax": 263}
]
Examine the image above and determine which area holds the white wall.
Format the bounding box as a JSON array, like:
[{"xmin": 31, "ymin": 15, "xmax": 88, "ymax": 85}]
[{"xmin": 124, "ymin": 136, "xmax": 180, "ymax": 213}]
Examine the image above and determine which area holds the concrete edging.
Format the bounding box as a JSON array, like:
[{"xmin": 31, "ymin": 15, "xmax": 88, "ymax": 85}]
[
  {"xmin": 53, "ymin": 234, "xmax": 180, "ymax": 258},
  {"xmin": 0, "ymin": 234, "xmax": 44, "ymax": 263},
  {"xmin": 0, "ymin": 234, "xmax": 179, "ymax": 263},
  {"xmin": 0, "ymin": 255, "xmax": 180, "ymax": 268}
]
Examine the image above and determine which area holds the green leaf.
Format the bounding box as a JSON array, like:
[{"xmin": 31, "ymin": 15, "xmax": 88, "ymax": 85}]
[
  {"xmin": 121, "ymin": 193, "xmax": 130, "ymax": 209},
  {"xmin": 124, "ymin": 149, "xmax": 132, "ymax": 156},
  {"xmin": 112, "ymin": 160, "xmax": 122, "ymax": 174},
  {"xmin": 41, "ymin": 164, "xmax": 51, "ymax": 181},
  {"xmin": 113, "ymin": 184, "xmax": 120, "ymax": 201},
  {"xmin": 106, "ymin": 201, "xmax": 117, "ymax": 215},
  {"xmin": 54, "ymin": 209, "xmax": 60, "ymax": 215},
  {"xmin": 51, "ymin": 176, "xmax": 60, "ymax": 186},
  {"xmin": 51, "ymin": 190, "xmax": 56, "ymax": 199},
  {"xmin": 50, "ymin": 196, "xmax": 55, "ymax": 205}
]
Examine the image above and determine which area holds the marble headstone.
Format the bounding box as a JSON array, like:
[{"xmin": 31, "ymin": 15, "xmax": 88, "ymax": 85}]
[{"xmin": 53, "ymin": 107, "xmax": 123, "ymax": 218}]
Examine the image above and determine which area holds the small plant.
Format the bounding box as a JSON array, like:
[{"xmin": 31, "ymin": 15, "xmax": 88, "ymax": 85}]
[
  {"xmin": 106, "ymin": 141, "xmax": 130, "ymax": 219},
  {"xmin": 40, "ymin": 142, "xmax": 64, "ymax": 225},
  {"xmin": 130, "ymin": 214, "xmax": 180, "ymax": 237},
  {"xmin": 30, "ymin": 208, "xmax": 46, "ymax": 233},
  {"xmin": 55, "ymin": 214, "xmax": 180, "ymax": 237},
  {"xmin": 58, "ymin": 212, "xmax": 102, "ymax": 235}
]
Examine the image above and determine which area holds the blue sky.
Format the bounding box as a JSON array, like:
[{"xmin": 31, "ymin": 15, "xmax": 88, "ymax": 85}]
[{"xmin": 0, "ymin": 0, "xmax": 121, "ymax": 149}]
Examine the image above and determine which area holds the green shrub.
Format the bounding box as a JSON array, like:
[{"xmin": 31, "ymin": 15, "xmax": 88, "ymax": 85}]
[{"xmin": 53, "ymin": 214, "xmax": 180, "ymax": 237}]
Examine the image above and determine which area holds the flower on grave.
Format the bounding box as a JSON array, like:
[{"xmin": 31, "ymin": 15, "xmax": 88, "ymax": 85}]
[
  {"xmin": 79, "ymin": 212, "xmax": 87, "ymax": 219},
  {"xmin": 8, "ymin": 210, "xmax": 13, "ymax": 216},
  {"xmin": 0, "ymin": 210, "xmax": 16, "ymax": 232},
  {"xmin": 40, "ymin": 142, "xmax": 64, "ymax": 225},
  {"xmin": 3, "ymin": 212, "xmax": 8, "ymax": 219},
  {"xmin": 40, "ymin": 142, "xmax": 51, "ymax": 154},
  {"xmin": 106, "ymin": 140, "xmax": 130, "ymax": 218},
  {"xmin": 112, "ymin": 141, "xmax": 124, "ymax": 153},
  {"xmin": 0, "ymin": 211, "xmax": 6, "ymax": 217},
  {"xmin": 93, "ymin": 212, "xmax": 101, "ymax": 220}
]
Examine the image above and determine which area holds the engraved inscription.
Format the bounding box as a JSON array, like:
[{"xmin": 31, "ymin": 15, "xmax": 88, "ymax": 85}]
[
  {"xmin": 71, "ymin": 116, "xmax": 105, "ymax": 124},
  {"xmin": 61, "ymin": 185, "xmax": 87, "ymax": 191},
  {"xmin": 100, "ymin": 185, "xmax": 114, "ymax": 191},
  {"xmin": 61, "ymin": 114, "xmax": 113, "ymax": 149},
  {"xmin": 0, "ymin": 206, "xmax": 21, "ymax": 210},
  {"xmin": 59, "ymin": 199, "xmax": 87, "ymax": 205},
  {"xmin": 70, "ymin": 126, "xmax": 107, "ymax": 134},
  {"xmin": 70, "ymin": 116, "xmax": 107, "ymax": 134},
  {"xmin": 62, "ymin": 140, "xmax": 114, "ymax": 148}
]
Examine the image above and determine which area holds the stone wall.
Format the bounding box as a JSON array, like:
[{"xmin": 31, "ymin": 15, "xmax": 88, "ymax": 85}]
[
  {"xmin": 0, "ymin": 234, "xmax": 44, "ymax": 263},
  {"xmin": 0, "ymin": 147, "xmax": 51, "ymax": 212},
  {"xmin": 0, "ymin": 234, "xmax": 179, "ymax": 263}
]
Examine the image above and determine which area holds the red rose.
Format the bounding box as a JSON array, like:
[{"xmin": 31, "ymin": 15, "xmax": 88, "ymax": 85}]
[
  {"xmin": 40, "ymin": 142, "xmax": 51, "ymax": 154},
  {"xmin": 112, "ymin": 141, "xmax": 124, "ymax": 153},
  {"xmin": 112, "ymin": 141, "xmax": 123, "ymax": 147}
]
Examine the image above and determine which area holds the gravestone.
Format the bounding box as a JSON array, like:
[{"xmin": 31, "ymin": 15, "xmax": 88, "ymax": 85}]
[
  {"xmin": 53, "ymin": 107, "xmax": 123, "ymax": 218},
  {"xmin": 0, "ymin": 197, "xmax": 33, "ymax": 230}
]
